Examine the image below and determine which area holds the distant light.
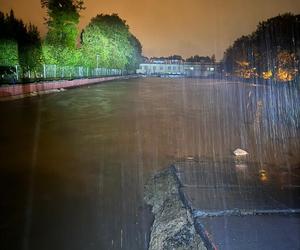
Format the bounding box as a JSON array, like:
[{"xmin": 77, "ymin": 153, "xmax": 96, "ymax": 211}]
[
  {"xmin": 259, "ymin": 169, "xmax": 268, "ymax": 182},
  {"xmin": 190, "ymin": 67, "xmax": 194, "ymax": 70}
]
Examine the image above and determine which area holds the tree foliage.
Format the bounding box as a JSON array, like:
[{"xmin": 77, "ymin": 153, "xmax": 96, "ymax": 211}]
[
  {"xmin": 1, "ymin": 2, "xmax": 143, "ymax": 77},
  {"xmin": 0, "ymin": 39, "xmax": 18, "ymax": 66},
  {"xmin": 223, "ymin": 13, "xmax": 300, "ymax": 82},
  {"xmin": 80, "ymin": 14, "xmax": 142, "ymax": 70},
  {"xmin": 186, "ymin": 55, "xmax": 214, "ymax": 63},
  {"xmin": 126, "ymin": 34, "xmax": 143, "ymax": 70},
  {"xmin": 0, "ymin": 10, "xmax": 42, "ymax": 73},
  {"xmin": 42, "ymin": 0, "xmax": 84, "ymax": 47},
  {"xmin": 41, "ymin": 0, "xmax": 84, "ymax": 65}
]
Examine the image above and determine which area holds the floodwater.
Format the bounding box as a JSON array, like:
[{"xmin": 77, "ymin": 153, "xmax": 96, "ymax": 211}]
[{"xmin": 0, "ymin": 78, "xmax": 299, "ymax": 250}]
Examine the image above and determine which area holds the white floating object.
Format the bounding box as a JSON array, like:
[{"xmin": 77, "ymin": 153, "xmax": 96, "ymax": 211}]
[
  {"xmin": 233, "ymin": 148, "xmax": 248, "ymax": 156},
  {"xmin": 187, "ymin": 156, "xmax": 194, "ymax": 160}
]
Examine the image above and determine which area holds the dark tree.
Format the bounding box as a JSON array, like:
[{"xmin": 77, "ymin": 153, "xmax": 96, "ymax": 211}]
[
  {"xmin": 186, "ymin": 55, "xmax": 212, "ymax": 63},
  {"xmin": 223, "ymin": 13, "xmax": 300, "ymax": 81},
  {"xmin": 0, "ymin": 10, "xmax": 42, "ymax": 75}
]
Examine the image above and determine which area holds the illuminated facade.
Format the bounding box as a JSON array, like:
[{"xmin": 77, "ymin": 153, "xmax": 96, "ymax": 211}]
[{"xmin": 137, "ymin": 61, "xmax": 218, "ymax": 77}]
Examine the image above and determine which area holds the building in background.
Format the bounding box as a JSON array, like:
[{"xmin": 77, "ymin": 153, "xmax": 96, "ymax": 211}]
[{"xmin": 137, "ymin": 57, "xmax": 219, "ymax": 77}]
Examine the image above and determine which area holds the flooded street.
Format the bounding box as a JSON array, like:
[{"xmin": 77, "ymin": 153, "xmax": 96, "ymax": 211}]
[{"xmin": 0, "ymin": 77, "xmax": 299, "ymax": 250}]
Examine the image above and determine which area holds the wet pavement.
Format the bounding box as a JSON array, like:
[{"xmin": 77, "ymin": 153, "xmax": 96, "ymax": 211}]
[
  {"xmin": 174, "ymin": 159, "xmax": 300, "ymax": 249},
  {"xmin": 0, "ymin": 78, "xmax": 299, "ymax": 250},
  {"xmin": 201, "ymin": 215, "xmax": 300, "ymax": 250}
]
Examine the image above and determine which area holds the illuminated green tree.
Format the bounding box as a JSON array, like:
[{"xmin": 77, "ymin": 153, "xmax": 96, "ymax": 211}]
[
  {"xmin": 41, "ymin": 0, "xmax": 84, "ymax": 65},
  {"xmin": 126, "ymin": 34, "xmax": 143, "ymax": 71},
  {"xmin": 0, "ymin": 10, "xmax": 42, "ymax": 77},
  {"xmin": 0, "ymin": 10, "xmax": 20, "ymax": 66},
  {"xmin": 81, "ymin": 14, "xmax": 142, "ymax": 69},
  {"xmin": 19, "ymin": 24, "xmax": 43, "ymax": 75},
  {"xmin": 0, "ymin": 39, "xmax": 18, "ymax": 66},
  {"xmin": 80, "ymin": 24, "xmax": 110, "ymax": 67}
]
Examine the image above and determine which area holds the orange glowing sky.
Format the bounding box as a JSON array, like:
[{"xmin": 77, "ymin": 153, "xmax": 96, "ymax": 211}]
[{"xmin": 1, "ymin": 0, "xmax": 300, "ymax": 60}]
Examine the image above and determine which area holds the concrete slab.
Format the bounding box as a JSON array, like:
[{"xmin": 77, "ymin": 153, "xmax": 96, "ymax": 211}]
[
  {"xmin": 199, "ymin": 215, "xmax": 300, "ymax": 250},
  {"xmin": 173, "ymin": 159, "xmax": 300, "ymax": 249},
  {"xmin": 174, "ymin": 159, "xmax": 300, "ymax": 212},
  {"xmin": 181, "ymin": 186, "xmax": 288, "ymax": 212}
]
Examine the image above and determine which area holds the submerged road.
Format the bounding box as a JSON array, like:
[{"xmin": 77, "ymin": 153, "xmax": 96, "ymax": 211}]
[
  {"xmin": 0, "ymin": 78, "xmax": 299, "ymax": 250},
  {"xmin": 174, "ymin": 159, "xmax": 300, "ymax": 250}
]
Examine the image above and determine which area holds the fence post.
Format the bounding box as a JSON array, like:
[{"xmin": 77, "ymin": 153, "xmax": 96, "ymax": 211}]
[
  {"xmin": 15, "ymin": 65, "xmax": 19, "ymax": 81},
  {"xmin": 43, "ymin": 64, "xmax": 46, "ymax": 79}
]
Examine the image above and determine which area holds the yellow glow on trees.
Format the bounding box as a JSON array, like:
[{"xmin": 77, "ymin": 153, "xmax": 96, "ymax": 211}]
[
  {"xmin": 262, "ymin": 70, "xmax": 273, "ymax": 80},
  {"xmin": 223, "ymin": 14, "xmax": 300, "ymax": 82},
  {"xmin": 276, "ymin": 51, "xmax": 298, "ymax": 82},
  {"xmin": 276, "ymin": 68, "xmax": 298, "ymax": 82},
  {"xmin": 235, "ymin": 60, "xmax": 257, "ymax": 79}
]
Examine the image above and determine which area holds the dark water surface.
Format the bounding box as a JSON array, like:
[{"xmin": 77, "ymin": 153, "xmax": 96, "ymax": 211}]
[{"xmin": 0, "ymin": 78, "xmax": 299, "ymax": 250}]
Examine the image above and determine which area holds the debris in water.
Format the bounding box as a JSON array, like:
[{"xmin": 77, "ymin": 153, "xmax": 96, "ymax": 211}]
[{"xmin": 233, "ymin": 148, "xmax": 248, "ymax": 156}]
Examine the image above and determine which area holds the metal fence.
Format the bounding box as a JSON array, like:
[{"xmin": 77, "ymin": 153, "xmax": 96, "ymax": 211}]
[
  {"xmin": 0, "ymin": 64, "xmax": 128, "ymax": 84},
  {"xmin": 40, "ymin": 65, "xmax": 124, "ymax": 79}
]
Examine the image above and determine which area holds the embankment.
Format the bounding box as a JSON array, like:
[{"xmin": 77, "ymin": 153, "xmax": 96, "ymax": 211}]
[{"xmin": 0, "ymin": 75, "xmax": 137, "ymax": 101}]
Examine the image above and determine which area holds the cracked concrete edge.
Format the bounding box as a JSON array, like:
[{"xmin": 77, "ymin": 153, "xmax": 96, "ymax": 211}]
[
  {"xmin": 170, "ymin": 165, "xmax": 218, "ymax": 250},
  {"xmin": 144, "ymin": 166, "xmax": 208, "ymax": 250}
]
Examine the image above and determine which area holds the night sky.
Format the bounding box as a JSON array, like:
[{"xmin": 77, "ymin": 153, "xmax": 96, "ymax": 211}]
[{"xmin": 1, "ymin": 0, "xmax": 300, "ymax": 59}]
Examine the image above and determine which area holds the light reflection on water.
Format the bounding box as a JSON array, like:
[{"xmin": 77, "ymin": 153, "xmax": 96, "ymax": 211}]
[{"xmin": 0, "ymin": 78, "xmax": 299, "ymax": 250}]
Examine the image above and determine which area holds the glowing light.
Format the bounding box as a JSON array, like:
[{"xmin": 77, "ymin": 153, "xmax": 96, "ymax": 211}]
[
  {"xmin": 262, "ymin": 70, "xmax": 273, "ymax": 80},
  {"xmin": 276, "ymin": 51, "xmax": 298, "ymax": 82},
  {"xmin": 276, "ymin": 68, "xmax": 298, "ymax": 82},
  {"xmin": 235, "ymin": 61, "xmax": 258, "ymax": 79},
  {"xmin": 259, "ymin": 169, "xmax": 268, "ymax": 182}
]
